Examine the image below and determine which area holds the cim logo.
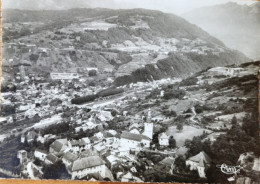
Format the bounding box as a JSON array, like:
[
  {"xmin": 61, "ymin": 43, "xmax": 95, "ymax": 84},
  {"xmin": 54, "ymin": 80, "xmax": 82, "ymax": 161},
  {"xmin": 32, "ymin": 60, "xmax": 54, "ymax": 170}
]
[{"xmin": 217, "ymin": 164, "xmax": 242, "ymax": 175}]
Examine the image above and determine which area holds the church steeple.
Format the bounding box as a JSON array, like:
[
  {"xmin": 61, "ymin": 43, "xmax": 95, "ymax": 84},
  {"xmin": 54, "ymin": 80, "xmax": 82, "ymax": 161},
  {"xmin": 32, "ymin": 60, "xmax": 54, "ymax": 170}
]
[
  {"xmin": 143, "ymin": 108, "xmax": 153, "ymax": 139},
  {"xmin": 147, "ymin": 108, "xmax": 151, "ymax": 122}
]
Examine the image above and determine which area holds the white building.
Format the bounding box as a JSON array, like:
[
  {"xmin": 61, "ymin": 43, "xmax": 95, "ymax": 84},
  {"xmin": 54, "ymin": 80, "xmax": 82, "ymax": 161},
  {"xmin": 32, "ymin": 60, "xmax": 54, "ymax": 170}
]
[
  {"xmin": 186, "ymin": 151, "xmax": 212, "ymax": 178},
  {"xmin": 34, "ymin": 149, "xmax": 48, "ymax": 161},
  {"xmin": 158, "ymin": 133, "xmax": 169, "ymax": 146},
  {"xmin": 17, "ymin": 150, "xmax": 27, "ymax": 163},
  {"xmin": 50, "ymin": 73, "xmax": 79, "ymax": 80},
  {"xmin": 143, "ymin": 108, "xmax": 154, "ymax": 139},
  {"xmin": 120, "ymin": 132, "xmax": 151, "ymax": 151},
  {"xmin": 70, "ymin": 156, "xmax": 106, "ymax": 179}
]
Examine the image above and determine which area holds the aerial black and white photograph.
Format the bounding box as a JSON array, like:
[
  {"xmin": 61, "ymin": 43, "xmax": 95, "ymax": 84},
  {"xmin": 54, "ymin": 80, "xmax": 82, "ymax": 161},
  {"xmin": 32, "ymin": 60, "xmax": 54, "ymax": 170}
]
[{"xmin": 0, "ymin": 0, "xmax": 260, "ymax": 183}]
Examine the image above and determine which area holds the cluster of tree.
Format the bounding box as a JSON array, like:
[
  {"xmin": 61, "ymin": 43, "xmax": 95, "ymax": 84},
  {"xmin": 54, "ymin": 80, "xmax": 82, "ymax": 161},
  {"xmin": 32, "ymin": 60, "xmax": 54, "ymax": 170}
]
[
  {"xmin": 145, "ymin": 88, "xmax": 160, "ymax": 99},
  {"xmin": 1, "ymin": 83, "xmax": 16, "ymax": 93},
  {"xmin": 208, "ymin": 112, "xmax": 259, "ymax": 182},
  {"xmin": 49, "ymin": 98, "xmax": 62, "ymax": 107},
  {"xmin": 201, "ymin": 116, "xmax": 215, "ymax": 125},
  {"xmin": 67, "ymin": 127, "xmax": 100, "ymax": 140},
  {"xmin": 42, "ymin": 160, "xmax": 70, "ymax": 179},
  {"xmin": 184, "ymin": 132, "xmax": 211, "ymax": 158},
  {"xmin": 71, "ymin": 95, "xmax": 97, "ymax": 105},
  {"xmin": 169, "ymin": 136, "xmax": 176, "ymax": 148},
  {"xmin": 176, "ymin": 123, "xmax": 184, "ymax": 131},
  {"xmin": 179, "ymin": 76, "xmax": 198, "ymax": 86},
  {"xmin": 41, "ymin": 123, "xmax": 70, "ymax": 136},
  {"xmin": 96, "ymin": 87, "xmax": 124, "ymax": 97},
  {"xmin": 194, "ymin": 104, "xmax": 203, "ymax": 114},
  {"xmin": 0, "ymin": 104, "xmax": 16, "ymax": 116},
  {"xmin": 162, "ymin": 109, "xmax": 177, "ymax": 117},
  {"xmin": 88, "ymin": 70, "xmax": 97, "ymax": 77},
  {"xmin": 205, "ymin": 74, "xmax": 257, "ymax": 92},
  {"xmin": 163, "ymin": 89, "xmax": 186, "ymax": 100}
]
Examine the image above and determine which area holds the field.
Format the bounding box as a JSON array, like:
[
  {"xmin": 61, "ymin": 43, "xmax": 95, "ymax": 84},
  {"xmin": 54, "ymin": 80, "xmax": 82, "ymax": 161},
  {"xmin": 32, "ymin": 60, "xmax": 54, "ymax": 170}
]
[{"xmin": 167, "ymin": 125, "xmax": 212, "ymax": 146}]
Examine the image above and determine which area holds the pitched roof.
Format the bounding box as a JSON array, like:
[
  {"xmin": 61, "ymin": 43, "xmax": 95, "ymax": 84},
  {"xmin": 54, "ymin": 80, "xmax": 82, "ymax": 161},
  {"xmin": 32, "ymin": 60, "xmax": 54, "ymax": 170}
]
[
  {"xmin": 198, "ymin": 158, "xmax": 206, "ymax": 167},
  {"xmin": 63, "ymin": 152, "xmax": 78, "ymax": 162},
  {"xmin": 159, "ymin": 132, "xmax": 169, "ymax": 139},
  {"xmin": 69, "ymin": 139, "xmax": 85, "ymax": 146},
  {"xmin": 81, "ymin": 149, "xmax": 99, "ymax": 157},
  {"xmin": 35, "ymin": 148, "xmax": 48, "ymax": 155},
  {"xmin": 159, "ymin": 157, "xmax": 174, "ymax": 167},
  {"xmin": 50, "ymin": 140, "xmax": 64, "ymax": 153},
  {"xmin": 188, "ymin": 151, "xmax": 211, "ymax": 164},
  {"xmin": 27, "ymin": 130, "xmax": 37, "ymax": 139},
  {"xmin": 121, "ymin": 132, "xmax": 150, "ymax": 142},
  {"xmin": 46, "ymin": 154, "xmax": 59, "ymax": 164},
  {"xmin": 72, "ymin": 156, "xmax": 105, "ymax": 172},
  {"xmin": 129, "ymin": 123, "xmax": 141, "ymax": 130}
]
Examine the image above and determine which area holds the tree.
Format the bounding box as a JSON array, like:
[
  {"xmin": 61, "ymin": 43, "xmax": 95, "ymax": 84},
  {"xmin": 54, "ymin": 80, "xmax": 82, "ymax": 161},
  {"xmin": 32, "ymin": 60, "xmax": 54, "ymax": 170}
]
[
  {"xmin": 43, "ymin": 160, "xmax": 69, "ymax": 179},
  {"xmin": 88, "ymin": 70, "xmax": 97, "ymax": 76},
  {"xmin": 231, "ymin": 116, "xmax": 237, "ymax": 125},
  {"xmin": 169, "ymin": 136, "xmax": 176, "ymax": 148},
  {"xmin": 174, "ymin": 156, "xmax": 186, "ymax": 172},
  {"xmin": 176, "ymin": 123, "xmax": 183, "ymax": 132}
]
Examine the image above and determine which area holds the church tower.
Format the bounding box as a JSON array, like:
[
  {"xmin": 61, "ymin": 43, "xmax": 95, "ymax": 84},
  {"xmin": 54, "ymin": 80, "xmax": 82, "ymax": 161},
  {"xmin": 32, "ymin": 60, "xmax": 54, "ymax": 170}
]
[{"xmin": 143, "ymin": 108, "xmax": 153, "ymax": 139}]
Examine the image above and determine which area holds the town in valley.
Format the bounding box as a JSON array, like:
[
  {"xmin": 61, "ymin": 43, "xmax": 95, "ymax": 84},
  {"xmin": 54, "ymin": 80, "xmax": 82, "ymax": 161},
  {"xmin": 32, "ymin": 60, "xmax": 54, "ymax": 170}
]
[{"xmin": 1, "ymin": 2, "xmax": 260, "ymax": 183}]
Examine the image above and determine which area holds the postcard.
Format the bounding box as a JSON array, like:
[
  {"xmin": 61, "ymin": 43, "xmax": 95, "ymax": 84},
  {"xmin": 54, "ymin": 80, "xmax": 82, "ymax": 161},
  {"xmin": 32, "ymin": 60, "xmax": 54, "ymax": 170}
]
[{"xmin": 1, "ymin": 0, "xmax": 259, "ymax": 183}]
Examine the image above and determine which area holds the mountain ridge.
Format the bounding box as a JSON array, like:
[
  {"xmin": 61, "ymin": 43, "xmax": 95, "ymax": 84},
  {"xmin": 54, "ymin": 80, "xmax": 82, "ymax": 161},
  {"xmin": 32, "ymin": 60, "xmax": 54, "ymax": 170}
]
[
  {"xmin": 182, "ymin": 2, "xmax": 260, "ymax": 60},
  {"xmin": 2, "ymin": 8, "xmax": 251, "ymax": 86}
]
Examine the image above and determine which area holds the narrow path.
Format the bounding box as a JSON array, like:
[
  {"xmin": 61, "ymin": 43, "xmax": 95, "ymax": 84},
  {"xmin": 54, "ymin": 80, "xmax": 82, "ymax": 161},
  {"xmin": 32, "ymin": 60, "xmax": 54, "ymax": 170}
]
[{"xmin": 190, "ymin": 107, "xmax": 198, "ymax": 124}]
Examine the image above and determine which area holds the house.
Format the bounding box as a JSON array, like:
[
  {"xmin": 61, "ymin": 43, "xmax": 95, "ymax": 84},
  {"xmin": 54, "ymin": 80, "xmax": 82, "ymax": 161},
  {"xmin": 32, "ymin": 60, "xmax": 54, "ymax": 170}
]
[
  {"xmin": 45, "ymin": 153, "xmax": 59, "ymax": 165},
  {"xmin": 80, "ymin": 148, "xmax": 99, "ymax": 158},
  {"xmin": 95, "ymin": 132, "xmax": 104, "ymax": 140},
  {"xmin": 70, "ymin": 156, "xmax": 106, "ymax": 179},
  {"xmin": 62, "ymin": 152, "xmax": 78, "ymax": 167},
  {"xmin": 97, "ymin": 111, "xmax": 113, "ymax": 122},
  {"xmin": 93, "ymin": 143, "xmax": 107, "ymax": 156},
  {"xmin": 68, "ymin": 139, "xmax": 85, "ymax": 153},
  {"xmin": 120, "ymin": 131, "xmax": 151, "ymax": 151},
  {"xmin": 0, "ymin": 117, "xmax": 7, "ymax": 124},
  {"xmin": 21, "ymin": 134, "xmax": 26, "ymax": 143},
  {"xmin": 17, "ymin": 150, "xmax": 27, "ymax": 164},
  {"xmin": 105, "ymin": 155, "xmax": 120, "ymax": 169},
  {"xmin": 158, "ymin": 157, "xmax": 175, "ymax": 174},
  {"xmin": 158, "ymin": 132, "xmax": 169, "ymax": 146},
  {"xmin": 34, "ymin": 149, "xmax": 48, "ymax": 161},
  {"xmin": 186, "ymin": 151, "xmax": 212, "ymax": 178},
  {"xmin": 26, "ymin": 130, "xmax": 38, "ymax": 143},
  {"xmin": 49, "ymin": 139, "xmax": 68, "ymax": 156}
]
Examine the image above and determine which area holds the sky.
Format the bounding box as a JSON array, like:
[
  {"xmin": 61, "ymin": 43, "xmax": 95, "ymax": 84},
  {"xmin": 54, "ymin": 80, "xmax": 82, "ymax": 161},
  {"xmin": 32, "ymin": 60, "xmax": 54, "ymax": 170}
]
[{"xmin": 2, "ymin": 0, "xmax": 257, "ymax": 15}]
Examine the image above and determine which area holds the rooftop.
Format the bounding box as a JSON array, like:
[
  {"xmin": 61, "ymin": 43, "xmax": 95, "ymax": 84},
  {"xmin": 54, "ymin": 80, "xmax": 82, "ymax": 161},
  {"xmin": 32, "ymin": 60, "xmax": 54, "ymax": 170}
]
[
  {"xmin": 187, "ymin": 151, "xmax": 211, "ymax": 164},
  {"xmin": 72, "ymin": 156, "xmax": 105, "ymax": 172},
  {"xmin": 121, "ymin": 131, "xmax": 150, "ymax": 142}
]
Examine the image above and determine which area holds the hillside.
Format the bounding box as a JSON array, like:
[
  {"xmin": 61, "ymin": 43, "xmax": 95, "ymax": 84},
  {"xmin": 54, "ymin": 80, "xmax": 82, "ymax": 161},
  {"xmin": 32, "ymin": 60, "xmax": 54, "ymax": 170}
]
[
  {"xmin": 182, "ymin": 2, "xmax": 260, "ymax": 60},
  {"xmin": 2, "ymin": 8, "xmax": 251, "ymax": 86}
]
